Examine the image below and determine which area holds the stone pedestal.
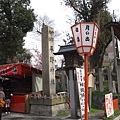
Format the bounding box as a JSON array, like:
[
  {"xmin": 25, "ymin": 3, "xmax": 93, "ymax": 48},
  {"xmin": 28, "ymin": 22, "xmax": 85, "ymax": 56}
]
[{"xmin": 29, "ymin": 95, "xmax": 68, "ymax": 116}]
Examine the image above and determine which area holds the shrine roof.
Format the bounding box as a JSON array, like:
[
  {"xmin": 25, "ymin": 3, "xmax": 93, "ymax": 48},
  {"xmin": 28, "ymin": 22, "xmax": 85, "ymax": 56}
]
[
  {"xmin": 104, "ymin": 21, "xmax": 120, "ymax": 40},
  {"xmin": 54, "ymin": 44, "xmax": 76, "ymax": 55}
]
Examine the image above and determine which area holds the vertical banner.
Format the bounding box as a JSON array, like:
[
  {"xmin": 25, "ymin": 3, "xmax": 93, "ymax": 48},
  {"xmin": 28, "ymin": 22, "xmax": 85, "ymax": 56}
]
[
  {"xmin": 76, "ymin": 68, "xmax": 85, "ymax": 116},
  {"xmin": 105, "ymin": 93, "xmax": 114, "ymax": 117}
]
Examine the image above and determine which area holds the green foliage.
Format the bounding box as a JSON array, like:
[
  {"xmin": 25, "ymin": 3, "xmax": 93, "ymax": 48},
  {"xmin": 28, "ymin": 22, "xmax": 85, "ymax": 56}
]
[
  {"xmin": 92, "ymin": 90, "xmax": 120, "ymax": 96},
  {"xmin": 16, "ymin": 49, "xmax": 32, "ymax": 63},
  {"xmin": 103, "ymin": 110, "xmax": 120, "ymax": 120},
  {"xmin": 0, "ymin": 0, "xmax": 36, "ymax": 64},
  {"xmin": 56, "ymin": 108, "xmax": 120, "ymax": 119},
  {"xmin": 64, "ymin": 0, "xmax": 110, "ymax": 22},
  {"xmin": 92, "ymin": 90, "xmax": 110, "ymax": 95},
  {"xmin": 104, "ymin": 80, "xmax": 109, "ymax": 91},
  {"xmin": 89, "ymin": 108, "xmax": 102, "ymax": 114},
  {"xmin": 89, "ymin": 108, "xmax": 120, "ymax": 120},
  {"xmin": 56, "ymin": 110, "xmax": 70, "ymax": 116}
]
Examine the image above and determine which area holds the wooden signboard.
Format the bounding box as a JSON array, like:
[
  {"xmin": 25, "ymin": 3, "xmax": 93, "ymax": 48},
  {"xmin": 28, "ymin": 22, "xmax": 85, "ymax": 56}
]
[
  {"xmin": 76, "ymin": 68, "xmax": 85, "ymax": 116},
  {"xmin": 88, "ymin": 73, "xmax": 94, "ymax": 88}
]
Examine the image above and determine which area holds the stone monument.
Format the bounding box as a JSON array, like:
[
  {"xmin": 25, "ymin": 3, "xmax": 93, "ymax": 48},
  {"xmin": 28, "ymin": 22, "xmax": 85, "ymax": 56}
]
[{"xmin": 30, "ymin": 24, "xmax": 68, "ymax": 116}]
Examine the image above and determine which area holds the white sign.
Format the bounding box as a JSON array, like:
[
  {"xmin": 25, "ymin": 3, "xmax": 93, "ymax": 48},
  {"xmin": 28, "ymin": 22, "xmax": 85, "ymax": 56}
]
[
  {"xmin": 105, "ymin": 93, "xmax": 114, "ymax": 117},
  {"xmin": 76, "ymin": 68, "xmax": 85, "ymax": 116}
]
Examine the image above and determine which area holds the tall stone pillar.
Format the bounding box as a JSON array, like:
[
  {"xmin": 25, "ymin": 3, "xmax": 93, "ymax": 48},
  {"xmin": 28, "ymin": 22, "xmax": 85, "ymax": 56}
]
[
  {"xmin": 116, "ymin": 66, "xmax": 120, "ymax": 93},
  {"xmin": 30, "ymin": 24, "xmax": 68, "ymax": 117},
  {"xmin": 107, "ymin": 67, "xmax": 112, "ymax": 92},
  {"xmin": 42, "ymin": 24, "xmax": 56, "ymax": 96},
  {"xmin": 98, "ymin": 68, "xmax": 104, "ymax": 92}
]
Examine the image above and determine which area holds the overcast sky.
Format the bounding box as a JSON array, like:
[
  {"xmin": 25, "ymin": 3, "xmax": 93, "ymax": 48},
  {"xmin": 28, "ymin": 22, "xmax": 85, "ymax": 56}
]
[
  {"xmin": 24, "ymin": 0, "xmax": 72, "ymax": 53},
  {"xmin": 24, "ymin": 0, "xmax": 120, "ymax": 53}
]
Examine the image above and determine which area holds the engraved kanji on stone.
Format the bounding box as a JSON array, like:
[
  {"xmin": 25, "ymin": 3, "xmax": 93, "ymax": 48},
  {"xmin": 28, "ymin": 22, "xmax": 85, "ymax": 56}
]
[
  {"xmin": 51, "ymin": 79, "xmax": 55, "ymax": 84},
  {"xmin": 49, "ymin": 37, "xmax": 54, "ymax": 42},
  {"xmin": 50, "ymin": 67, "xmax": 54, "ymax": 72},
  {"xmin": 50, "ymin": 57, "xmax": 54, "ymax": 63},
  {"xmin": 50, "ymin": 46, "xmax": 54, "ymax": 52},
  {"xmin": 49, "ymin": 30, "xmax": 54, "ymax": 35}
]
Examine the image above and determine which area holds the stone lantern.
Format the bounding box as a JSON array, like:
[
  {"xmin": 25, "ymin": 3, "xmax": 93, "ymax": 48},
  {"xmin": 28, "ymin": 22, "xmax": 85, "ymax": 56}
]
[{"xmin": 54, "ymin": 44, "xmax": 83, "ymax": 118}]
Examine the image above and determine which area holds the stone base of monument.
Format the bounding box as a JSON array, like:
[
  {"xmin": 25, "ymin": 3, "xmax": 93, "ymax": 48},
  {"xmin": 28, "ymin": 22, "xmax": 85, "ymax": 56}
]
[{"xmin": 29, "ymin": 95, "xmax": 68, "ymax": 116}]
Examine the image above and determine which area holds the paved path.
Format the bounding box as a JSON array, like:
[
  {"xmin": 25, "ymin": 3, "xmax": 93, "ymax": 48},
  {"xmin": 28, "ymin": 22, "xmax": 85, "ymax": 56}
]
[
  {"xmin": 3, "ymin": 110, "xmax": 120, "ymax": 120},
  {"xmin": 2, "ymin": 112, "xmax": 61, "ymax": 120},
  {"xmin": 1, "ymin": 111, "xmax": 105, "ymax": 120},
  {"xmin": 114, "ymin": 115, "xmax": 120, "ymax": 120}
]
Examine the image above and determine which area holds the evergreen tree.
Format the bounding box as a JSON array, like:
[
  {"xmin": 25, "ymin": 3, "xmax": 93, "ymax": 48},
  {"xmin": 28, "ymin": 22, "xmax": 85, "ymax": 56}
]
[{"xmin": 0, "ymin": 0, "xmax": 36, "ymax": 64}]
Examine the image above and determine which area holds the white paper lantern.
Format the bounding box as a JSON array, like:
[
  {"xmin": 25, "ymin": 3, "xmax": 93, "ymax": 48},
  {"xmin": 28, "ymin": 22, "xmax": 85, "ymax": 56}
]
[{"xmin": 71, "ymin": 22, "xmax": 99, "ymax": 55}]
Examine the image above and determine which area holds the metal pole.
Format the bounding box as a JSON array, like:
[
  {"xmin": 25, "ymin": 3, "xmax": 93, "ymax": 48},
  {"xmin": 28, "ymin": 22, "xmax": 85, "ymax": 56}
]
[{"xmin": 84, "ymin": 54, "xmax": 88, "ymax": 120}]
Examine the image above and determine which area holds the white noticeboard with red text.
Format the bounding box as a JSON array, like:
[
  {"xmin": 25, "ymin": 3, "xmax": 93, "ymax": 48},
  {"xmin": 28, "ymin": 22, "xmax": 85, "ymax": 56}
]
[
  {"xmin": 105, "ymin": 93, "xmax": 114, "ymax": 117},
  {"xmin": 76, "ymin": 68, "xmax": 85, "ymax": 116}
]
